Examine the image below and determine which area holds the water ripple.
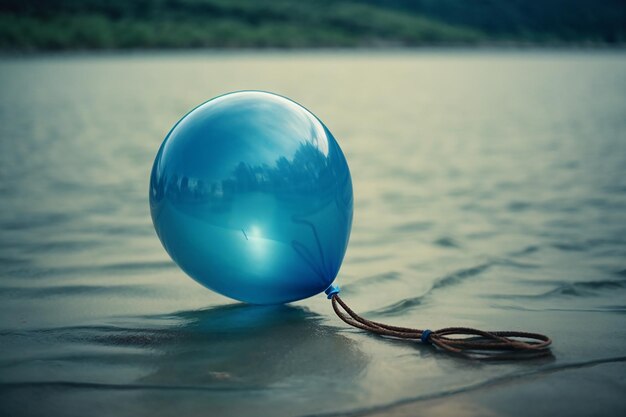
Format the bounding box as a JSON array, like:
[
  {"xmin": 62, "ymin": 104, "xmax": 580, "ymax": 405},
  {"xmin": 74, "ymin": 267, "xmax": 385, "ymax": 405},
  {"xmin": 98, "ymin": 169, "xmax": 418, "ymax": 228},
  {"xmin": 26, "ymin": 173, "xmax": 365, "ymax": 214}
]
[
  {"xmin": 0, "ymin": 325, "xmax": 179, "ymax": 348},
  {"xmin": 5, "ymin": 260, "xmax": 175, "ymax": 279},
  {"xmin": 341, "ymin": 271, "xmax": 401, "ymax": 292},
  {"xmin": 431, "ymin": 263, "xmax": 492, "ymax": 291},
  {"xmin": 369, "ymin": 263, "xmax": 493, "ymax": 317},
  {"xmin": 488, "ymin": 279, "xmax": 626, "ymax": 300},
  {"xmin": 495, "ymin": 305, "xmax": 626, "ymax": 314},
  {"xmin": 0, "ymin": 284, "xmax": 161, "ymax": 299},
  {"xmin": 369, "ymin": 296, "xmax": 425, "ymax": 317},
  {"xmin": 391, "ymin": 221, "xmax": 432, "ymax": 233},
  {"xmin": 0, "ymin": 212, "xmax": 73, "ymax": 231},
  {"xmin": 432, "ymin": 237, "xmax": 460, "ymax": 248},
  {"xmin": 0, "ymin": 381, "xmax": 269, "ymax": 392},
  {"xmin": 508, "ymin": 245, "xmax": 541, "ymax": 257}
]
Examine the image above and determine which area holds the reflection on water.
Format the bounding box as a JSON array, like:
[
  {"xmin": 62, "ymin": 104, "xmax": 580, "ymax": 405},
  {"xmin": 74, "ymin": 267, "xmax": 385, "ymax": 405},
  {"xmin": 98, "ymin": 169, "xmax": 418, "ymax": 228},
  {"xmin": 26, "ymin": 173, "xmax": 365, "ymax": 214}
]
[
  {"xmin": 0, "ymin": 51, "xmax": 625, "ymax": 417},
  {"xmin": 0, "ymin": 304, "xmax": 366, "ymax": 417},
  {"xmin": 138, "ymin": 304, "xmax": 366, "ymax": 389}
]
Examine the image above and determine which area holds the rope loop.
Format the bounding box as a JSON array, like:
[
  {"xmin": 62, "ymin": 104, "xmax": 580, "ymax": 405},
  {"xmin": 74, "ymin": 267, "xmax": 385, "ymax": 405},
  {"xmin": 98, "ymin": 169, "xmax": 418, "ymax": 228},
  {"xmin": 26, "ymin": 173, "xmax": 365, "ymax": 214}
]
[{"xmin": 330, "ymin": 293, "xmax": 552, "ymax": 360}]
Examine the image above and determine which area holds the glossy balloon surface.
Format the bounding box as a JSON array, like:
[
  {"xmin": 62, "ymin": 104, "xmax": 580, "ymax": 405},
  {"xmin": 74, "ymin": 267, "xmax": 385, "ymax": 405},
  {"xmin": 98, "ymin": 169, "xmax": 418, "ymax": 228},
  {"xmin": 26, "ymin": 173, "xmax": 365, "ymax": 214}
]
[{"xmin": 150, "ymin": 91, "xmax": 353, "ymax": 304}]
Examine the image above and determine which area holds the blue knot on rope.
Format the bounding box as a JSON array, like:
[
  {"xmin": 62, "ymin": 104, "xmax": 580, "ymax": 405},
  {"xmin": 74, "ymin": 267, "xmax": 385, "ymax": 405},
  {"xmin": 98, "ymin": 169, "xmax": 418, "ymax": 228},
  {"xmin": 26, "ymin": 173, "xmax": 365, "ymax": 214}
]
[
  {"xmin": 421, "ymin": 329, "xmax": 433, "ymax": 344},
  {"xmin": 325, "ymin": 285, "xmax": 340, "ymax": 299}
]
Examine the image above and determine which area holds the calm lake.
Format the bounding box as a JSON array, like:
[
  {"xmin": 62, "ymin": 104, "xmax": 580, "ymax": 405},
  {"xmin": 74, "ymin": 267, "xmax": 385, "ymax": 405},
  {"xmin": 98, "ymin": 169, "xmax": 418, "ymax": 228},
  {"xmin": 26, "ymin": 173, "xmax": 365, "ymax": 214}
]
[{"xmin": 0, "ymin": 50, "xmax": 625, "ymax": 417}]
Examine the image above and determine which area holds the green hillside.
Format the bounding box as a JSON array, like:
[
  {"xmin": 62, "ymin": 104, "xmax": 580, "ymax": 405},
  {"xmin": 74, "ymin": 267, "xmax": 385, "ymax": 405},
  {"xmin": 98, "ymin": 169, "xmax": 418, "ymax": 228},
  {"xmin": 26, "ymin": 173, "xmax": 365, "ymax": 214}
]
[{"xmin": 0, "ymin": 0, "xmax": 624, "ymax": 50}]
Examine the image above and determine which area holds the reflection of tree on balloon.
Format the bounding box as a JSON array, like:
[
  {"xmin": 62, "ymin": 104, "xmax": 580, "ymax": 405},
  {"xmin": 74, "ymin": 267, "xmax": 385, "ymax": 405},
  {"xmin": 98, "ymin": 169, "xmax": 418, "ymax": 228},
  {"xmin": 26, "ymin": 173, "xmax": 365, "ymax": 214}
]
[
  {"xmin": 153, "ymin": 139, "xmax": 350, "ymax": 289},
  {"xmin": 154, "ymin": 140, "xmax": 341, "ymax": 209}
]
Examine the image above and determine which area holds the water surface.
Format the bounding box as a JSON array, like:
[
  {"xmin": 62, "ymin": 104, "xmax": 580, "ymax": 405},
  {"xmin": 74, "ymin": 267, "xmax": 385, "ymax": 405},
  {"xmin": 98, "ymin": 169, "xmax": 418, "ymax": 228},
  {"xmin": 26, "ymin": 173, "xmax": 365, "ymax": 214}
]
[{"xmin": 0, "ymin": 50, "xmax": 625, "ymax": 416}]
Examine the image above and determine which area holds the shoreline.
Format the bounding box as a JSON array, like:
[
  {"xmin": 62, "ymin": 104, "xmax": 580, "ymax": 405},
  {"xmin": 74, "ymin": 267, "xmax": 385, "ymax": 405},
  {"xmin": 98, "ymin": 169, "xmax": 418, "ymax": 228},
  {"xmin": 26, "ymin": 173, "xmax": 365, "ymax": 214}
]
[{"xmin": 1, "ymin": 44, "xmax": 625, "ymax": 59}]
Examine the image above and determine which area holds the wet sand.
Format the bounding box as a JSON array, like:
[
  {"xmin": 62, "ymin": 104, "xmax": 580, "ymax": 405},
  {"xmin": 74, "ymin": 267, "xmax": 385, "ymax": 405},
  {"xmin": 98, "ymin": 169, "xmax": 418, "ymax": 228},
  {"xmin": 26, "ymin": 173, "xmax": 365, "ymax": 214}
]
[{"xmin": 365, "ymin": 360, "xmax": 626, "ymax": 417}]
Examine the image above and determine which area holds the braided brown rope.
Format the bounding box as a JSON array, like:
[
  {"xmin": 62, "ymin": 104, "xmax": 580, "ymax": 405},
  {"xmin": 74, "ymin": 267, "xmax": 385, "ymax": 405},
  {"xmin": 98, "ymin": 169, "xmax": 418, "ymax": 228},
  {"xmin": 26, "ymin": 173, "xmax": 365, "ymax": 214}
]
[{"xmin": 331, "ymin": 294, "xmax": 552, "ymax": 360}]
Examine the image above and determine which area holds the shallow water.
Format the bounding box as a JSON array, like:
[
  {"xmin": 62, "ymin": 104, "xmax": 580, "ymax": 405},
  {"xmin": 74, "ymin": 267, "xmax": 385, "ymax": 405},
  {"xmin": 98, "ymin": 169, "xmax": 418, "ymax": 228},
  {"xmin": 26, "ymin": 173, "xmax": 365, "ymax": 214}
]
[{"xmin": 0, "ymin": 50, "xmax": 625, "ymax": 416}]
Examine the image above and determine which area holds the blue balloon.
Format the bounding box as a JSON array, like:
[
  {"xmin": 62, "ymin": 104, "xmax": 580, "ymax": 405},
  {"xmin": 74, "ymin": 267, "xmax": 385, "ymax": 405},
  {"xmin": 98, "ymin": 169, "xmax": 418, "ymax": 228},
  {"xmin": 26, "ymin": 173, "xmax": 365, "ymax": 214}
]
[{"xmin": 150, "ymin": 91, "xmax": 353, "ymax": 304}]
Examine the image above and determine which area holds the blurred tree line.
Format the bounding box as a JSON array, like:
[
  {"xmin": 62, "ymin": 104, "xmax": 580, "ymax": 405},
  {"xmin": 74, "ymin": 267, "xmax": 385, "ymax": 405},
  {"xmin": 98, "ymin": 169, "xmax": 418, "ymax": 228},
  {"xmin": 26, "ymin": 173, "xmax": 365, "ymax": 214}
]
[{"xmin": 0, "ymin": 0, "xmax": 623, "ymax": 50}]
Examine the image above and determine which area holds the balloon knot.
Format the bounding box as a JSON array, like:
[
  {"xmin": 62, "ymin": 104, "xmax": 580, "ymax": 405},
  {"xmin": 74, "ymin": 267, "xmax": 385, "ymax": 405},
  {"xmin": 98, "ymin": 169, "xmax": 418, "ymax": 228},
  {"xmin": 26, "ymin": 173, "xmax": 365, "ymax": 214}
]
[{"xmin": 325, "ymin": 285, "xmax": 340, "ymax": 299}]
